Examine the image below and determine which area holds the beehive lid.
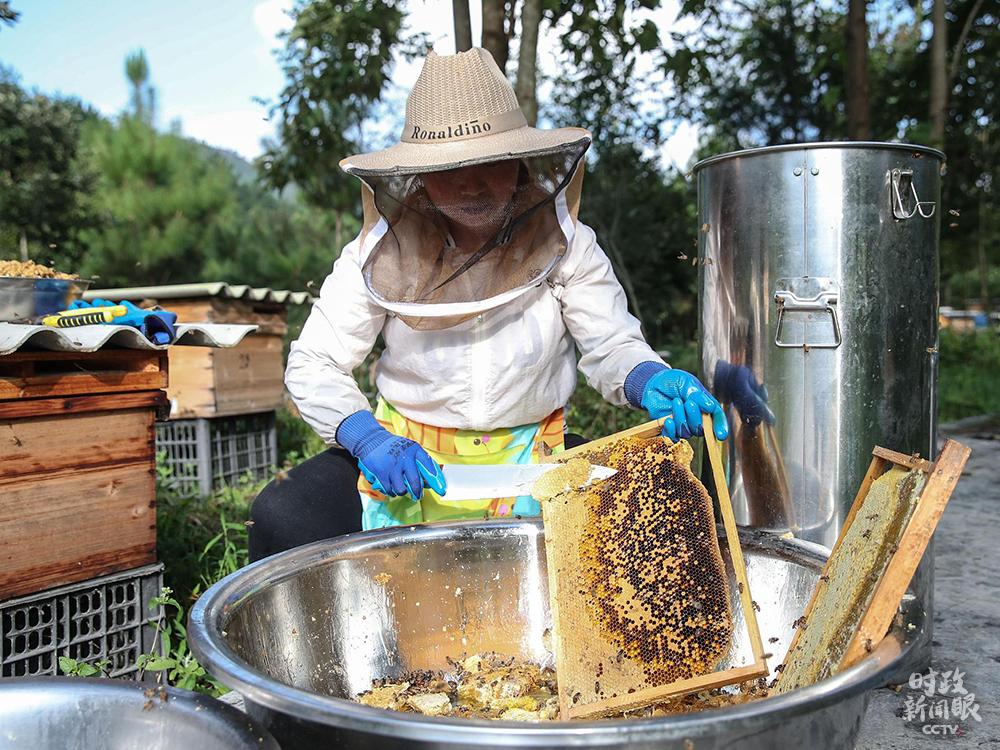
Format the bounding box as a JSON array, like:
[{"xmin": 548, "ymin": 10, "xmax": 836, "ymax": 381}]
[{"xmin": 0, "ymin": 322, "xmax": 257, "ymax": 355}]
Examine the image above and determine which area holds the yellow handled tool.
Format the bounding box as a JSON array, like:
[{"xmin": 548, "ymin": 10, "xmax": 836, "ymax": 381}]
[{"xmin": 41, "ymin": 305, "xmax": 127, "ymax": 328}]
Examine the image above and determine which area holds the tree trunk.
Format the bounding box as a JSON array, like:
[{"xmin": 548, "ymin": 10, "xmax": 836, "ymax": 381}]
[
  {"xmin": 481, "ymin": 0, "xmax": 509, "ymax": 73},
  {"xmin": 977, "ymin": 129, "xmax": 991, "ymax": 313},
  {"xmin": 19, "ymin": 228, "xmax": 27, "ymax": 263},
  {"xmin": 514, "ymin": 0, "xmax": 542, "ymax": 125},
  {"xmin": 452, "ymin": 0, "xmax": 472, "ymax": 53},
  {"xmin": 335, "ymin": 210, "xmax": 343, "ymax": 255},
  {"xmin": 845, "ymin": 0, "xmax": 870, "ymax": 140},
  {"xmin": 929, "ymin": 0, "xmax": 948, "ymax": 149}
]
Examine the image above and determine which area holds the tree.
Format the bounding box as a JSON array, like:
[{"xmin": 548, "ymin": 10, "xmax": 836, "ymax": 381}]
[
  {"xmin": 0, "ymin": 2, "xmax": 18, "ymax": 29},
  {"xmin": 78, "ymin": 116, "xmax": 238, "ymax": 285},
  {"xmin": 481, "ymin": 0, "xmax": 512, "ymax": 73},
  {"xmin": 662, "ymin": 0, "xmax": 846, "ymax": 149},
  {"xmin": 124, "ymin": 49, "xmax": 155, "ymax": 125},
  {"xmin": 259, "ymin": 0, "xmax": 427, "ymax": 252},
  {"xmin": 514, "ymin": 0, "xmax": 542, "ymax": 125},
  {"xmin": 845, "ymin": 0, "xmax": 870, "ymax": 139},
  {"xmin": 452, "ymin": 0, "xmax": 472, "ymax": 52},
  {"xmin": 929, "ymin": 0, "xmax": 948, "ymax": 148},
  {"xmin": 0, "ymin": 70, "xmax": 95, "ymax": 262},
  {"xmin": 547, "ymin": 0, "xmax": 665, "ymax": 151}
]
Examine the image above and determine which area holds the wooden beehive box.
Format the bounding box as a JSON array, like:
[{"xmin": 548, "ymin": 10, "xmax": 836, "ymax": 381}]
[
  {"xmin": 158, "ymin": 297, "xmax": 285, "ymax": 418},
  {"xmin": 0, "ymin": 350, "xmax": 167, "ymax": 600}
]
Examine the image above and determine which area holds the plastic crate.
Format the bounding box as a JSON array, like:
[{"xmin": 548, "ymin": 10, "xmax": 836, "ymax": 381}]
[
  {"xmin": 157, "ymin": 411, "xmax": 277, "ymax": 496},
  {"xmin": 1, "ymin": 564, "xmax": 164, "ymax": 680}
]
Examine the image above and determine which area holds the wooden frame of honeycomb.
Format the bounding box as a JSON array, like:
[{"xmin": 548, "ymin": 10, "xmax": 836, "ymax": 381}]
[
  {"xmin": 538, "ymin": 417, "xmax": 768, "ymax": 719},
  {"xmin": 773, "ymin": 440, "xmax": 971, "ymax": 694}
]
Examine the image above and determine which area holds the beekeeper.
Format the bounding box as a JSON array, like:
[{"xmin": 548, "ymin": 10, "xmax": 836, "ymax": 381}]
[{"xmin": 248, "ymin": 48, "xmax": 729, "ymax": 561}]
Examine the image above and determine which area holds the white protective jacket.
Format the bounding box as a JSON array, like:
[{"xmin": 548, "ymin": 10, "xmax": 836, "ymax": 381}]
[{"xmin": 285, "ymin": 221, "xmax": 665, "ymax": 445}]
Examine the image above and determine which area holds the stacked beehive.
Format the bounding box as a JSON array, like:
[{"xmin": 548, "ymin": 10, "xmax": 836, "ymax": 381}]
[
  {"xmin": 0, "ymin": 346, "xmax": 168, "ymax": 678},
  {"xmin": 84, "ymin": 284, "xmax": 312, "ymax": 496}
]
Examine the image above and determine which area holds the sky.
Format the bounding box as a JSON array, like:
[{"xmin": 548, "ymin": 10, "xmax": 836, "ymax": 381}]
[{"xmin": 0, "ymin": 0, "xmax": 699, "ymax": 167}]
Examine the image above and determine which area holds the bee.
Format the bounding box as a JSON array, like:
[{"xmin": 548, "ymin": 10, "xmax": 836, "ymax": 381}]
[
  {"xmin": 792, "ymin": 616, "xmax": 808, "ymax": 629},
  {"xmin": 865, "ymin": 513, "xmax": 879, "ymax": 521},
  {"xmin": 861, "ymin": 529, "xmax": 872, "ymax": 539},
  {"xmin": 863, "ymin": 638, "xmax": 873, "ymax": 653},
  {"xmin": 819, "ymin": 575, "xmax": 830, "ymax": 582},
  {"xmin": 768, "ymin": 636, "xmax": 780, "ymax": 644},
  {"xmin": 752, "ymin": 600, "xmax": 761, "ymax": 612}
]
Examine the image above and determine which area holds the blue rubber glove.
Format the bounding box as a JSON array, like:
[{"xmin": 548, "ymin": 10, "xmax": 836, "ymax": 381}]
[
  {"xmin": 336, "ymin": 411, "xmax": 446, "ymax": 502},
  {"xmin": 68, "ymin": 298, "xmax": 177, "ymax": 345},
  {"xmin": 713, "ymin": 361, "xmax": 776, "ymax": 429},
  {"xmin": 624, "ymin": 362, "xmax": 729, "ymax": 443}
]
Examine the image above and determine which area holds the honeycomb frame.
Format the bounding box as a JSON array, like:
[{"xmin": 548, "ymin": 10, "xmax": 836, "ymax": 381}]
[
  {"xmin": 773, "ymin": 440, "xmax": 971, "ymax": 693},
  {"xmin": 539, "ymin": 418, "xmax": 768, "ymax": 719}
]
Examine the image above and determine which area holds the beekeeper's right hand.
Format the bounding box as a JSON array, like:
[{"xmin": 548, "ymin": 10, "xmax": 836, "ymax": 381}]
[{"xmin": 336, "ymin": 411, "xmax": 446, "ymax": 501}]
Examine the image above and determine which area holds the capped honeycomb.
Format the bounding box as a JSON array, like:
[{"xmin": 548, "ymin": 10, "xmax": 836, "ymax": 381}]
[
  {"xmin": 537, "ymin": 435, "xmax": 735, "ymax": 718},
  {"xmin": 772, "ymin": 465, "xmax": 926, "ymax": 694}
]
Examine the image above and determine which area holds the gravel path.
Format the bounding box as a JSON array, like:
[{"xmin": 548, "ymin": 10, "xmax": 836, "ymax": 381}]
[{"xmin": 857, "ymin": 416, "xmax": 1000, "ymax": 748}]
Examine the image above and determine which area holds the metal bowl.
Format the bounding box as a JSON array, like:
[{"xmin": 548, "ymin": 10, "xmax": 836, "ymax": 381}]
[
  {"xmin": 0, "ymin": 277, "xmax": 92, "ymax": 322},
  {"xmin": 189, "ymin": 519, "xmax": 923, "ymax": 749},
  {"xmin": 0, "ymin": 677, "xmax": 280, "ymax": 749}
]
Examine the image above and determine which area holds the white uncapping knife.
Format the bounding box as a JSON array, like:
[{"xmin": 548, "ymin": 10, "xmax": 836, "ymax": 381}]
[{"xmin": 438, "ymin": 463, "xmax": 617, "ymax": 502}]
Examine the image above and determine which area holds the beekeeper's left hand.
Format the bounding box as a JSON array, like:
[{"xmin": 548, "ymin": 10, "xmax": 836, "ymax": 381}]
[{"xmin": 625, "ymin": 362, "xmax": 729, "ymax": 443}]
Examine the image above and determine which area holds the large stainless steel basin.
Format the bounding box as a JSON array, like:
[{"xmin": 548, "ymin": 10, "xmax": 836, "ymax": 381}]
[
  {"xmin": 189, "ymin": 519, "xmax": 923, "ymax": 749},
  {"xmin": 0, "ymin": 677, "xmax": 280, "ymax": 749}
]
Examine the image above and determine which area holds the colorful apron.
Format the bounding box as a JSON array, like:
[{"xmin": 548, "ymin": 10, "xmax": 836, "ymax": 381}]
[{"xmin": 358, "ymin": 400, "xmax": 566, "ymax": 530}]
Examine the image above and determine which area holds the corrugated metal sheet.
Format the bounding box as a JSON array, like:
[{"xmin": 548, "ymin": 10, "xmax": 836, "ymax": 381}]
[
  {"xmin": 82, "ymin": 282, "xmax": 314, "ymax": 306},
  {"xmin": 0, "ymin": 323, "xmax": 257, "ymax": 356}
]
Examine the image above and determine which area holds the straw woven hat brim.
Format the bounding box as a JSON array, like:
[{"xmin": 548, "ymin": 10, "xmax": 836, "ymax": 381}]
[{"xmin": 341, "ymin": 126, "xmax": 592, "ymax": 176}]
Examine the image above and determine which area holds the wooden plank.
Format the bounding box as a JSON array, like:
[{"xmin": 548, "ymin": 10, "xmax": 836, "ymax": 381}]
[
  {"xmin": 840, "ymin": 439, "xmax": 971, "ymax": 668},
  {"xmin": 0, "ymin": 408, "xmax": 154, "ymax": 482},
  {"xmin": 0, "ymin": 350, "xmax": 167, "ymax": 400},
  {"xmin": 541, "ymin": 418, "xmax": 664, "ymax": 463},
  {"xmin": 703, "ymin": 414, "xmax": 767, "ymax": 666},
  {"xmin": 871, "ymin": 446, "xmax": 933, "ymax": 473},
  {"xmin": 0, "ymin": 391, "xmax": 166, "ymax": 420},
  {"xmin": 0, "ymin": 370, "xmax": 166, "ymax": 400},
  {"xmin": 0, "ymin": 462, "xmax": 156, "ymax": 600},
  {"xmin": 774, "ymin": 453, "xmax": 889, "ymax": 683},
  {"xmin": 165, "ymin": 345, "xmax": 217, "ymax": 418},
  {"xmin": 212, "ymin": 335, "xmax": 285, "ymax": 416},
  {"xmin": 565, "ymin": 663, "xmax": 766, "ymax": 720},
  {"xmin": 0, "ymin": 349, "xmax": 165, "ymax": 368}
]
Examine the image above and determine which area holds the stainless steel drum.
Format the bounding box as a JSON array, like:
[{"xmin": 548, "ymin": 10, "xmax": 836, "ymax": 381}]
[
  {"xmin": 0, "ymin": 677, "xmax": 279, "ymax": 749},
  {"xmin": 694, "ymin": 142, "xmax": 943, "ymax": 672},
  {"xmin": 189, "ymin": 519, "xmax": 924, "ymax": 750}
]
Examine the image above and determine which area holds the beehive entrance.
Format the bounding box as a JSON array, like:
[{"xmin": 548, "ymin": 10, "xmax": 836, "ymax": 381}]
[{"xmin": 538, "ymin": 424, "xmax": 767, "ymax": 719}]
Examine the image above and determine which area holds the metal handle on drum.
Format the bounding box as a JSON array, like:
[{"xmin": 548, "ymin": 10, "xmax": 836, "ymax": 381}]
[
  {"xmin": 891, "ymin": 168, "xmax": 936, "ymax": 220},
  {"xmin": 774, "ymin": 289, "xmax": 842, "ymax": 349}
]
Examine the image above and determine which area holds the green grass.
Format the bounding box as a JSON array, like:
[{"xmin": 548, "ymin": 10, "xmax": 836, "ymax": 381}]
[{"xmin": 938, "ymin": 328, "xmax": 1000, "ymax": 423}]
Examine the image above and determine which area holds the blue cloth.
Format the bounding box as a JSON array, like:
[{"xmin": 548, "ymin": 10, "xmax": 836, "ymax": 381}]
[
  {"xmin": 68, "ymin": 299, "xmax": 177, "ymax": 345},
  {"xmin": 625, "ymin": 362, "xmax": 729, "ymax": 442},
  {"xmin": 337, "ymin": 410, "xmax": 446, "ymax": 501}
]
